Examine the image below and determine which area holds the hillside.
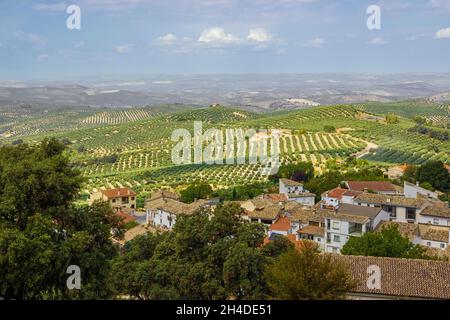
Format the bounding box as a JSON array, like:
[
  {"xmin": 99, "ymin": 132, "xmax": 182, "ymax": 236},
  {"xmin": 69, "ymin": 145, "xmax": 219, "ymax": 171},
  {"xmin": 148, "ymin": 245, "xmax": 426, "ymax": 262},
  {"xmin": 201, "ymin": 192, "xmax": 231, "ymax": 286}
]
[{"xmin": 0, "ymin": 103, "xmax": 448, "ymax": 200}]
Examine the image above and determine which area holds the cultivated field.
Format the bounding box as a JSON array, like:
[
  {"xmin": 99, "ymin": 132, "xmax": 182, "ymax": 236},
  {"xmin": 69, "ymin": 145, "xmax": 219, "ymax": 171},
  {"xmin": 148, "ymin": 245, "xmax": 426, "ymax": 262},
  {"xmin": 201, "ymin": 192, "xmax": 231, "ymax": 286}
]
[{"xmin": 1, "ymin": 103, "xmax": 448, "ymax": 198}]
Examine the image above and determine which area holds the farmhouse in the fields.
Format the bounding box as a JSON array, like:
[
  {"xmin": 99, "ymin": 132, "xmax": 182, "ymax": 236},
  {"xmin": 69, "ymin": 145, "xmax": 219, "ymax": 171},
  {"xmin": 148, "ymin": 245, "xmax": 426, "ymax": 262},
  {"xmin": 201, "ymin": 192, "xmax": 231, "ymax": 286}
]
[
  {"xmin": 89, "ymin": 187, "xmax": 137, "ymax": 211},
  {"xmin": 144, "ymin": 190, "xmax": 208, "ymax": 230},
  {"xmin": 279, "ymin": 178, "xmax": 316, "ymax": 206}
]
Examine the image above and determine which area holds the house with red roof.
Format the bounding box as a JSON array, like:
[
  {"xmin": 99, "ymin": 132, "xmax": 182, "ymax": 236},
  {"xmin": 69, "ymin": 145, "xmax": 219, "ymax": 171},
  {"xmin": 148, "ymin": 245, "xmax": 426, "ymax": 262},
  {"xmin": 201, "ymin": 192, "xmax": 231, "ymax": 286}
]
[
  {"xmin": 321, "ymin": 187, "xmax": 362, "ymax": 208},
  {"xmin": 89, "ymin": 187, "xmax": 137, "ymax": 211},
  {"xmin": 344, "ymin": 181, "xmax": 399, "ymax": 195}
]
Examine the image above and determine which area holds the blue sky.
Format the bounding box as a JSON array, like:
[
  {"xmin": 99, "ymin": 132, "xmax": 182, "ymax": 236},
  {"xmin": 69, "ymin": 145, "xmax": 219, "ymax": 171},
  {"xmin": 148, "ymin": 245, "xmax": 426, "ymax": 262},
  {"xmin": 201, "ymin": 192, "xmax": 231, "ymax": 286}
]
[{"xmin": 1, "ymin": 0, "xmax": 450, "ymax": 80}]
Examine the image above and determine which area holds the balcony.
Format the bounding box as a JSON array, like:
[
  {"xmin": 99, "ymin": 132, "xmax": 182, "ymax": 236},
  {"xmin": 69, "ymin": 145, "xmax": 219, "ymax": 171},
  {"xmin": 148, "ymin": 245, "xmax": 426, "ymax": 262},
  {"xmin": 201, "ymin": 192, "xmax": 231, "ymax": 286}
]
[{"xmin": 348, "ymin": 223, "xmax": 363, "ymax": 237}]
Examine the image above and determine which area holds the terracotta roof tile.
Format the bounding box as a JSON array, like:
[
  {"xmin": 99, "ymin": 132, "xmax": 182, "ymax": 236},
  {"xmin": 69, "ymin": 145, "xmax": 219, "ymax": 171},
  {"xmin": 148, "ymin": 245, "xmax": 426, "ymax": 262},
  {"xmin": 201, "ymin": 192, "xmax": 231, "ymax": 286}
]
[
  {"xmin": 346, "ymin": 181, "xmax": 397, "ymax": 192},
  {"xmin": 269, "ymin": 216, "xmax": 291, "ymax": 232},
  {"xmin": 332, "ymin": 255, "xmax": 450, "ymax": 299},
  {"xmin": 102, "ymin": 188, "xmax": 136, "ymax": 199}
]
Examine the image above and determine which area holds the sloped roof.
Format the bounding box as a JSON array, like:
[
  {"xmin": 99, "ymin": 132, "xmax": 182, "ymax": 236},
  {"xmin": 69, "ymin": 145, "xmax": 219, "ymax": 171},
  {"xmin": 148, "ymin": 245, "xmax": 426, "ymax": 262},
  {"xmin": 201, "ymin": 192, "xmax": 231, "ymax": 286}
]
[
  {"xmin": 298, "ymin": 225, "xmax": 324, "ymax": 236},
  {"xmin": 420, "ymin": 202, "xmax": 450, "ymax": 218},
  {"xmin": 355, "ymin": 193, "xmax": 428, "ymax": 208},
  {"xmin": 245, "ymin": 204, "xmax": 282, "ymax": 220},
  {"xmin": 332, "ymin": 255, "xmax": 450, "ymax": 299},
  {"xmin": 322, "ymin": 187, "xmax": 348, "ymax": 199},
  {"xmin": 102, "ymin": 188, "xmax": 136, "ymax": 199},
  {"xmin": 418, "ymin": 225, "xmax": 449, "ymax": 243},
  {"xmin": 375, "ymin": 221, "xmax": 419, "ymax": 241},
  {"xmin": 280, "ymin": 178, "xmax": 303, "ymax": 187},
  {"xmin": 346, "ymin": 181, "xmax": 397, "ymax": 192},
  {"xmin": 157, "ymin": 198, "xmax": 207, "ymax": 216},
  {"xmin": 269, "ymin": 216, "xmax": 291, "ymax": 232}
]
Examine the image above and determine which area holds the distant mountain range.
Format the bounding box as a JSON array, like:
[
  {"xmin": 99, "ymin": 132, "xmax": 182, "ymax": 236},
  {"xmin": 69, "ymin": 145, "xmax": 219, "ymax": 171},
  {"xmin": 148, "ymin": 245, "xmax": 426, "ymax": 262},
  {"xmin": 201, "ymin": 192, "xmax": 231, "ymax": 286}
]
[{"xmin": 1, "ymin": 73, "xmax": 450, "ymax": 113}]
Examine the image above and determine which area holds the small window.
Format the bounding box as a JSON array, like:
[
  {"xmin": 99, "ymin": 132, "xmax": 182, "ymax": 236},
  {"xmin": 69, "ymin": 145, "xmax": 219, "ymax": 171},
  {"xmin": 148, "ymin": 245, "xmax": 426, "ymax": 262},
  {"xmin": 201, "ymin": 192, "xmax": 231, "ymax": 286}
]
[
  {"xmin": 427, "ymin": 242, "xmax": 431, "ymax": 247},
  {"xmin": 332, "ymin": 222, "xmax": 340, "ymax": 230},
  {"xmin": 112, "ymin": 199, "xmax": 116, "ymax": 203},
  {"xmin": 333, "ymin": 235, "xmax": 340, "ymax": 243},
  {"xmin": 131, "ymin": 197, "xmax": 135, "ymax": 200},
  {"xmin": 433, "ymin": 218, "xmax": 439, "ymax": 225},
  {"xmin": 317, "ymin": 238, "xmax": 321, "ymax": 242},
  {"xmin": 440, "ymin": 243, "xmax": 445, "ymax": 249}
]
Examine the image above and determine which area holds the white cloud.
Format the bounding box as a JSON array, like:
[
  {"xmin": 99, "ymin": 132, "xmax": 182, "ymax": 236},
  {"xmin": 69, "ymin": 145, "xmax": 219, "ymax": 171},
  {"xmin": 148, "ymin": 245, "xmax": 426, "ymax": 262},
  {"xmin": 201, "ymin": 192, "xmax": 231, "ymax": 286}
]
[
  {"xmin": 155, "ymin": 33, "xmax": 178, "ymax": 45},
  {"xmin": 368, "ymin": 37, "xmax": 388, "ymax": 45},
  {"xmin": 116, "ymin": 44, "xmax": 134, "ymax": 53},
  {"xmin": 198, "ymin": 27, "xmax": 239, "ymax": 44},
  {"xmin": 304, "ymin": 37, "xmax": 325, "ymax": 48},
  {"xmin": 13, "ymin": 31, "xmax": 48, "ymax": 47},
  {"xmin": 435, "ymin": 27, "xmax": 450, "ymax": 38},
  {"xmin": 247, "ymin": 28, "xmax": 272, "ymax": 42}
]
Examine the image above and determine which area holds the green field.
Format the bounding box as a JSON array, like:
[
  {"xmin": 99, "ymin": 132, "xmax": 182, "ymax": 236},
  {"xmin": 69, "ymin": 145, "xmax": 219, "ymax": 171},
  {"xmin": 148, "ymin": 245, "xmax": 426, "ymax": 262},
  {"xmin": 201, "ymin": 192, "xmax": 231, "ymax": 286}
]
[{"xmin": 1, "ymin": 102, "xmax": 448, "ymax": 199}]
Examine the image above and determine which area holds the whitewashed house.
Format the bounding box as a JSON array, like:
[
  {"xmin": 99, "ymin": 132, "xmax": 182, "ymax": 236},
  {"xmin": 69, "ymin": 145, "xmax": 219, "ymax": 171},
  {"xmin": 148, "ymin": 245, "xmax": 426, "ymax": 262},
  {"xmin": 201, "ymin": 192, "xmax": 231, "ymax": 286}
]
[
  {"xmin": 323, "ymin": 204, "xmax": 389, "ymax": 253},
  {"xmin": 279, "ymin": 178, "xmax": 316, "ymax": 206},
  {"xmin": 145, "ymin": 191, "xmax": 207, "ymax": 229},
  {"xmin": 404, "ymin": 181, "xmax": 438, "ymax": 199}
]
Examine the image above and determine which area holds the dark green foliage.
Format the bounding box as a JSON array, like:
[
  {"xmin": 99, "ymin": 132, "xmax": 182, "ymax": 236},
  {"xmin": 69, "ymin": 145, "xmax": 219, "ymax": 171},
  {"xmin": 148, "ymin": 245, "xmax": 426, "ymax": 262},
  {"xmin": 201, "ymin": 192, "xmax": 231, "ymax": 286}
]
[
  {"xmin": 409, "ymin": 126, "xmax": 449, "ymax": 141},
  {"xmin": 341, "ymin": 225, "xmax": 432, "ymax": 259},
  {"xmin": 180, "ymin": 182, "xmax": 213, "ymax": 203},
  {"xmin": 215, "ymin": 182, "xmax": 274, "ymax": 201},
  {"xmin": 385, "ymin": 113, "xmax": 399, "ymax": 124},
  {"xmin": 276, "ymin": 162, "xmax": 314, "ymax": 183},
  {"xmin": 110, "ymin": 204, "xmax": 291, "ymax": 300},
  {"xmin": 0, "ymin": 139, "xmax": 123, "ymax": 299},
  {"xmin": 415, "ymin": 161, "xmax": 450, "ymax": 193},
  {"xmin": 324, "ymin": 125, "xmax": 336, "ymax": 133},
  {"xmin": 264, "ymin": 244, "xmax": 356, "ymax": 300}
]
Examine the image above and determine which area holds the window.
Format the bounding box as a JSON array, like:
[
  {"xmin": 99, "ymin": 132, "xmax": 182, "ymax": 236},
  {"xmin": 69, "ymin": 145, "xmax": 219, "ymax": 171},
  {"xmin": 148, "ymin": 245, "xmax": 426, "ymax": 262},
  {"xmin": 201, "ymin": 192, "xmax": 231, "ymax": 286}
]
[
  {"xmin": 332, "ymin": 221, "xmax": 340, "ymax": 230},
  {"xmin": 427, "ymin": 242, "xmax": 431, "ymax": 247},
  {"xmin": 326, "ymin": 219, "xmax": 331, "ymax": 230},
  {"xmin": 112, "ymin": 199, "xmax": 116, "ymax": 203},
  {"xmin": 333, "ymin": 235, "xmax": 340, "ymax": 243},
  {"xmin": 317, "ymin": 238, "xmax": 321, "ymax": 242},
  {"xmin": 433, "ymin": 218, "xmax": 439, "ymax": 225},
  {"xmin": 131, "ymin": 197, "xmax": 135, "ymax": 200},
  {"xmin": 406, "ymin": 208, "xmax": 416, "ymax": 221},
  {"xmin": 440, "ymin": 243, "xmax": 445, "ymax": 249}
]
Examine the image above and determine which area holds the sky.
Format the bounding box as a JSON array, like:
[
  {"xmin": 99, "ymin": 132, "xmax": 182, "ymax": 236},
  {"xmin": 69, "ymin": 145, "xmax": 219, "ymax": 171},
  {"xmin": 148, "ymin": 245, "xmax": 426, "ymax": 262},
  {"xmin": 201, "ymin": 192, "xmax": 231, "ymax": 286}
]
[{"xmin": 1, "ymin": 0, "xmax": 450, "ymax": 80}]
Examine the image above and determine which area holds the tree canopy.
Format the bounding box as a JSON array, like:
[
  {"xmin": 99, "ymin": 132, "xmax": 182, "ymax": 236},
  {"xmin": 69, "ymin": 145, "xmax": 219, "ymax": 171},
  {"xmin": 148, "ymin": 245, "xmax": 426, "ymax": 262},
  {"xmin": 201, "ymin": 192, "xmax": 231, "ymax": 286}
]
[
  {"xmin": 109, "ymin": 203, "xmax": 292, "ymax": 300},
  {"xmin": 341, "ymin": 225, "xmax": 432, "ymax": 260},
  {"xmin": 0, "ymin": 139, "xmax": 123, "ymax": 299},
  {"xmin": 264, "ymin": 243, "xmax": 356, "ymax": 300},
  {"xmin": 180, "ymin": 182, "xmax": 213, "ymax": 203}
]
